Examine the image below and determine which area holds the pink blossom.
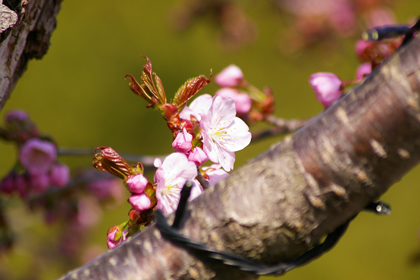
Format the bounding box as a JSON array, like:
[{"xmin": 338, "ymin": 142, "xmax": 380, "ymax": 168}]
[
  {"xmin": 355, "ymin": 63, "xmax": 372, "ymax": 80},
  {"xmin": 49, "ymin": 163, "xmax": 70, "ymax": 187},
  {"xmin": 200, "ymin": 96, "xmax": 252, "ymax": 171},
  {"xmin": 30, "ymin": 173, "xmax": 50, "ymax": 193},
  {"xmin": 128, "ymin": 193, "xmax": 151, "ymax": 211},
  {"xmin": 202, "ymin": 164, "xmax": 230, "ymax": 186},
  {"xmin": 19, "ymin": 139, "xmax": 56, "ymax": 175},
  {"xmin": 215, "ymin": 65, "xmax": 244, "ymax": 87},
  {"xmin": 172, "ymin": 128, "xmax": 193, "ymax": 154},
  {"xmin": 179, "ymin": 94, "xmax": 213, "ymax": 122},
  {"xmin": 188, "ymin": 147, "xmax": 208, "ymax": 166},
  {"xmin": 309, "ymin": 72, "xmax": 343, "ymax": 108},
  {"xmin": 215, "ymin": 88, "xmax": 252, "ymax": 115},
  {"xmin": 125, "ymin": 174, "xmax": 148, "ymax": 194},
  {"xmin": 155, "ymin": 153, "xmax": 198, "ymax": 215}
]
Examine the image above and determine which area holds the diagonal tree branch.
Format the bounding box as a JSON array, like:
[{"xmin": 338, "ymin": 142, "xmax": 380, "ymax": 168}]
[
  {"xmin": 0, "ymin": 0, "xmax": 63, "ymax": 111},
  {"xmin": 57, "ymin": 37, "xmax": 420, "ymax": 280}
]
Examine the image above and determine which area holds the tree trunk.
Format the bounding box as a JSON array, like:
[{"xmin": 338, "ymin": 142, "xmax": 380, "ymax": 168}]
[
  {"xmin": 56, "ymin": 37, "xmax": 420, "ymax": 280},
  {"xmin": 0, "ymin": 0, "xmax": 63, "ymax": 111}
]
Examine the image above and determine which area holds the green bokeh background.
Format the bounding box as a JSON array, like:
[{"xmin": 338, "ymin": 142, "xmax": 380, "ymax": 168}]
[{"xmin": 1, "ymin": 1, "xmax": 420, "ymax": 279}]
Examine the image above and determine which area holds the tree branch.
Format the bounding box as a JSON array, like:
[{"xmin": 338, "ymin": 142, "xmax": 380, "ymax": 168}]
[
  {"xmin": 0, "ymin": 0, "xmax": 63, "ymax": 111},
  {"xmin": 56, "ymin": 37, "xmax": 420, "ymax": 280}
]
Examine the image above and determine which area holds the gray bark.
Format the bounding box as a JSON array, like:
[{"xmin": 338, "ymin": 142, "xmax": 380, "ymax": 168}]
[
  {"xmin": 0, "ymin": 0, "xmax": 63, "ymax": 111},
  {"xmin": 57, "ymin": 37, "xmax": 420, "ymax": 280}
]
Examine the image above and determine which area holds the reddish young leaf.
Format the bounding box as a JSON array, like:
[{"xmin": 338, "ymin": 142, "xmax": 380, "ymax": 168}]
[{"xmin": 172, "ymin": 71, "xmax": 212, "ymax": 112}]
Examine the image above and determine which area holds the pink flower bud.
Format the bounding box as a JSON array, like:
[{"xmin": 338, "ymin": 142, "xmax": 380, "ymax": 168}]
[
  {"xmin": 107, "ymin": 226, "xmax": 126, "ymax": 250},
  {"xmin": 49, "ymin": 163, "xmax": 70, "ymax": 187},
  {"xmin": 215, "ymin": 88, "xmax": 252, "ymax": 115},
  {"xmin": 0, "ymin": 174, "xmax": 15, "ymax": 194},
  {"xmin": 128, "ymin": 193, "xmax": 151, "ymax": 211},
  {"xmin": 309, "ymin": 73, "xmax": 343, "ymax": 108},
  {"xmin": 126, "ymin": 174, "xmax": 148, "ymax": 194},
  {"xmin": 172, "ymin": 128, "xmax": 193, "ymax": 154},
  {"xmin": 19, "ymin": 139, "xmax": 56, "ymax": 175},
  {"xmin": 188, "ymin": 147, "xmax": 208, "ymax": 166},
  {"xmin": 355, "ymin": 63, "xmax": 372, "ymax": 80},
  {"xmin": 30, "ymin": 173, "xmax": 50, "ymax": 193},
  {"xmin": 4, "ymin": 110, "xmax": 29, "ymax": 123},
  {"xmin": 215, "ymin": 65, "xmax": 244, "ymax": 87}
]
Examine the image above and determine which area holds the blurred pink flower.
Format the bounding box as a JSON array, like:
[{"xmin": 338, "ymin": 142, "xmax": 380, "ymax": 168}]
[
  {"xmin": 172, "ymin": 128, "xmax": 193, "ymax": 154},
  {"xmin": 365, "ymin": 7, "xmax": 396, "ymax": 29},
  {"xmin": 19, "ymin": 139, "xmax": 56, "ymax": 175},
  {"xmin": 188, "ymin": 146, "xmax": 208, "ymax": 166},
  {"xmin": 355, "ymin": 63, "xmax": 372, "ymax": 80},
  {"xmin": 49, "ymin": 163, "xmax": 70, "ymax": 187},
  {"xmin": 215, "ymin": 88, "xmax": 252, "ymax": 115},
  {"xmin": 30, "ymin": 173, "xmax": 50, "ymax": 193},
  {"xmin": 155, "ymin": 153, "xmax": 198, "ymax": 215},
  {"xmin": 126, "ymin": 174, "xmax": 148, "ymax": 194},
  {"xmin": 215, "ymin": 65, "xmax": 244, "ymax": 87},
  {"xmin": 128, "ymin": 193, "xmax": 151, "ymax": 211},
  {"xmin": 309, "ymin": 72, "xmax": 343, "ymax": 108}
]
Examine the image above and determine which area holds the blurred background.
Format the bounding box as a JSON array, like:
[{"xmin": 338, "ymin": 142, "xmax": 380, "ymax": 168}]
[{"xmin": 0, "ymin": 0, "xmax": 420, "ymax": 279}]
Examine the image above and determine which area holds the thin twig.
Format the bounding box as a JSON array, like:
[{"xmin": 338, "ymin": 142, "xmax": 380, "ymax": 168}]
[
  {"xmin": 58, "ymin": 148, "xmax": 163, "ymax": 167},
  {"xmin": 251, "ymin": 116, "xmax": 313, "ymax": 142}
]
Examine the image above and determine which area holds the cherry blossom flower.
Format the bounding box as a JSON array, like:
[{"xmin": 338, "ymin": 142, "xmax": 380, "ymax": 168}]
[
  {"xmin": 19, "ymin": 139, "xmax": 56, "ymax": 175},
  {"xmin": 155, "ymin": 153, "xmax": 198, "ymax": 215},
  {"xmin": 202, "ymin": 164, "xmax": 230, "ymax": 186},
  {"xmin": 179, "ymin": 94, "xmax": 213, "ymax": 122},
  {"xmin": 309, "ymin": 72, "xmax": 343, "ymax": 108},
  {"xmin": 125, "ymin": 174, "xmax": 148, "ymax": 194},
  {"xmin": 215, "ymin": 65, "xmax": 244, "ymax": 87},
  {"xmin": 215, "ymin": 88, "xmax": 251, "ymax": 115},
  {"xmin": 200, "ymin": 96, "xmax": 252, "ymax": 171},
  {"xmin": 49, "ymin": 163, "xmax": 70, "ymax": 187},
  {"xmin": 172, "ymin": 128, "xmax": 193, "ymax": 154},
  {"xmin": 188, "ymin": 146, "xmax": 208, "ymax": 166}
]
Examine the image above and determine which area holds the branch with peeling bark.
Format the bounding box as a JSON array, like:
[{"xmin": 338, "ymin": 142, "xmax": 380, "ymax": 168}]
[
  {"xmin": 56, "ymin": 37, "xmax": 420, "ymax": 280},
  {"xmin": 0, "ymin": 0, "xmax": 63, "ymax": 111}
]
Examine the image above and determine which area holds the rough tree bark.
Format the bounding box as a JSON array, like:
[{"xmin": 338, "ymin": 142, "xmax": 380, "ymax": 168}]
[
  {"xmin": 0, "ymin": 0, "xmax": 63, "ymax": 111},
  {"xmin": 55, "ymin": 37, "xmax": 420, "ymax": 279}
]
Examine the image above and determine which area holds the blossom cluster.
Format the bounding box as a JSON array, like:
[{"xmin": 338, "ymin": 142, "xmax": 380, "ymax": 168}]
[
  {"xmin": 98, "ymin": 60, "xmax": 258, "ymax": 249},
  {"xmin": 0, "ymin": 110, "xmax": 70, "ymax": 198}
]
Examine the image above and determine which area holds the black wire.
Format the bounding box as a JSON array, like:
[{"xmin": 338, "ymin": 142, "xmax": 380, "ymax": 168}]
[
  {"xmin": 154, "ymin": 181, "xmax": 355, "ymax": 276},
  {"xmin": 360, "ymin": 17, "xmax": 420, "ymax": 47}
]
